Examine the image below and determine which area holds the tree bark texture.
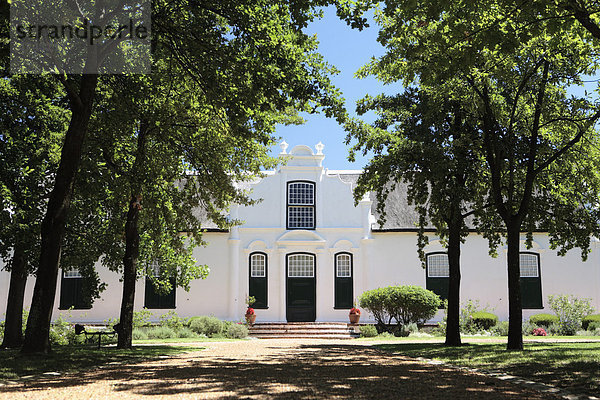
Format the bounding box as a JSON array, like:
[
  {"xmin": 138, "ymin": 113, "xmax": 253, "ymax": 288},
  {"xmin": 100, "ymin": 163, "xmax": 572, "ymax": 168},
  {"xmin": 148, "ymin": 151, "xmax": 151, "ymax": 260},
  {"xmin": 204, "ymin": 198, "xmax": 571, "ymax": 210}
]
[
  {"xmin": 506, "ymin": 219, "xmax": 523, "ymax": 350},
  {"xmin": 445, "ymin": 221, "xmax": 462, "ymax": 347},
  {"xmin": 1, "ymin": 242, "xmax": 27, "ymax": 348},
  {"xmin": 22, "ymin": 74, "xmax": 98, "ymax": 354}
]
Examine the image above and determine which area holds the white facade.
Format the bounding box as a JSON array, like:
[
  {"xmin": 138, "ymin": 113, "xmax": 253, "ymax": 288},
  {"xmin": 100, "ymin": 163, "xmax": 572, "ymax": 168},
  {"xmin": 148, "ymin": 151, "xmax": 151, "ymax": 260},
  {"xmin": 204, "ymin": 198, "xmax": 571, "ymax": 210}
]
[{"xmin": 1, "ymin": 142, "xmax": 599, "ymax": 323}]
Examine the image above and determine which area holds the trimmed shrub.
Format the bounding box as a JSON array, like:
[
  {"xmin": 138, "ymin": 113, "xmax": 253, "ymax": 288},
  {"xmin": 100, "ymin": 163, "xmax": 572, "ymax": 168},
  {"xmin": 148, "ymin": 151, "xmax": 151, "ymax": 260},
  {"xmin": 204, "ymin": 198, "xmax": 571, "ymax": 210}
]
[
  {"xmin": 529, "ymin": 313, "xmax": 559, "ymax": 328},
  {"xmin": 360, "ymin": 325, "xmax": 378, "ymax": 338},
  {"xmin": 358, "ymin": 288, "xmax": 391, "ymax": 328},
  {"xmin": 146, "ymin": 326, "xmax": 176, "ymax": 339},
  {"xmin": 471, "ymin": 311, "xmax": 498, "ymax": 330},
  {"xmin": 582, "ymin": 314, "xmax": 600, "ymax": 330},
  {"xmin": 132, "ymin": 328, "xmax": 149, "ymax": 340},
  {"xmin": 159, "ymin": 310, "xmax": 184, "ymax": 330},
  {"xmin": 226, "ymin": 323, "xmax": 248, "ymax": 339},
  {"xmin": 386, "ymin": 285, "xmax": 441, "ymax": 326},
  {"xmin": 177, "ymin": 327, "xmax": 199, "ymax": 338},
  {"xmin": 189, "ymin": 316, "xmax": 223, "ymax": 337},
  {"xmin": 548, "ymin": 295, "xmax": 595, "ymax": 335},
  {"xmin": 491, "ymin": 321, "xmax": 509, "ymax": 336}
]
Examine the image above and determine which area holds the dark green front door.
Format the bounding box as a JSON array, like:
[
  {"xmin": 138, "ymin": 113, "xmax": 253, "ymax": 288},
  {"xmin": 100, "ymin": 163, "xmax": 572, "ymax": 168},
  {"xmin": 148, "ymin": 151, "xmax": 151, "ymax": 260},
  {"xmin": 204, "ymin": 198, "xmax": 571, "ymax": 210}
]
[{"xmin": 286, "ymin": 253, "xmax": 316, "ymax": 322}]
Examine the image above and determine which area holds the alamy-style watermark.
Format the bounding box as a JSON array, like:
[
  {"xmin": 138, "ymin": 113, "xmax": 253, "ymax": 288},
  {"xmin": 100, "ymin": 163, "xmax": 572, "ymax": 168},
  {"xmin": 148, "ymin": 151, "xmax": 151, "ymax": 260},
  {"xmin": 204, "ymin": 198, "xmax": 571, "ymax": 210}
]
[{"xmin": 10, "ymin": 0, "xmax": 151, "ymax": 74}]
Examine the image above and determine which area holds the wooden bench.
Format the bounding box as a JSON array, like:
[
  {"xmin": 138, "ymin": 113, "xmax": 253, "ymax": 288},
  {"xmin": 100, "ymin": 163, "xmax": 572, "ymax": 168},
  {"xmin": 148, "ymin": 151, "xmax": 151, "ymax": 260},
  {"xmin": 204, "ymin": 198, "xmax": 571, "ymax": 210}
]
[{"xmin": 75, "ymin": 323, "xmax": 121, "ymax": 348}]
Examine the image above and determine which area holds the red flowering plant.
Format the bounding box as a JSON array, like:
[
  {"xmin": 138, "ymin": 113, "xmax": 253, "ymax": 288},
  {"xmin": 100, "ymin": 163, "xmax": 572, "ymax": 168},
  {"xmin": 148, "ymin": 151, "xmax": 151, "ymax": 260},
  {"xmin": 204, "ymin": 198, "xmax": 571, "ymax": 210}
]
[
  {"xmin": 349, "ymin": 307, "xmax": 361, "ymax": 315},
  {"xmin": 532, "ymin": 327, "xmax": 547, "ymax": 336},
  {"xmin": 245, "ymin": 295, "xmax": 256, "ymax": 315}
]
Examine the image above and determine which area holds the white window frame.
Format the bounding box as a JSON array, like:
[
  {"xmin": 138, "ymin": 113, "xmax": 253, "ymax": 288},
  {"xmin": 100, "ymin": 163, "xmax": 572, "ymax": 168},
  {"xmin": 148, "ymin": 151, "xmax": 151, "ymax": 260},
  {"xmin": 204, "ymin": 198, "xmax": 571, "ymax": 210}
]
[
  {"xmin": 519, "ymin": 253, "xmax": 540, "ymax": 278},
  {"xmin": 63, "ymin": 269, "xmax": 82, "ymax": 278},
  {"xmin": 287, "ymin": 254, "xmax": 315, "ymax": 278},
  {"xmin": 250, "ymin": 253, "xmax": 266, "ymax": 278},
  {"xmin": 287, "ymin": 181, "xmax": 315, "ymax": 229},
  {"xmin": 335, "ymin": 253, "xmax": 352, "ymax": 278},
  {"xmin": 426, "ymin": 253, "xmax": 450, "ymax": 278}
]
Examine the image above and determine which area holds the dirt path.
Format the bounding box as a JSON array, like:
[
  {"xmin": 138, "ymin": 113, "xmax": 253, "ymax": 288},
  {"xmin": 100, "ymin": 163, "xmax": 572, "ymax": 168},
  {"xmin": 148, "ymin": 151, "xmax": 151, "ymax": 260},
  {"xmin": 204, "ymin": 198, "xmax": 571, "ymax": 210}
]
[{"xmin": 0, "ymin": 339, "xmax": 564, "ymax": 399}]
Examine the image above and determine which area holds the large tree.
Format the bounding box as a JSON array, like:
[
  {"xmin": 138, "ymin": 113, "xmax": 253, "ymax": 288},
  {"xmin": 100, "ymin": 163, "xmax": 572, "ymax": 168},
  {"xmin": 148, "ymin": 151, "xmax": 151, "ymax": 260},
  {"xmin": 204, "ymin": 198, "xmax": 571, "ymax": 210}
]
[
  {"xmin": 347, "ymin": 88, "xmax": 485, "ymax": 346},
  {"xmin": 20, "ymin": 0, "xmax": 347, "ymax": 352},
  {"xmin": 347, "ymin": 0, "xmax": 600, "ymax": 350}
]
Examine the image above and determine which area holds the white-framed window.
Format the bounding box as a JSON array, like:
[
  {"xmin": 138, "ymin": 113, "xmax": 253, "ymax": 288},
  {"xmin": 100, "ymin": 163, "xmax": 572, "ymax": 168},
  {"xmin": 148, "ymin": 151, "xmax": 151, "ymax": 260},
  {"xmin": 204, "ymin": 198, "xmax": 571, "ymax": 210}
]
[
  {"xmin": 287, "ymin": 181, "xmax": 315, "ymax": 229},
  {"xmin": 63, "ymin": 269, "xmax": 82, "ymax": 278},
  {"xmin": 288, "ymin": 254, "xmax": 315, "ymax": 277},
  {"xmin": 335, "ymin": 254, "xmax": 352, "ymax": 278},
  {"xmin": 149, "ymin": 260, "xmax": 161, "ymax": 277},
  {"xmin": 426, "ymin": 253, "xmax": 449, "ymax": 277},
  {"xmin": 250, "ymin": 253, "xmax": 266, "ymax": 278},
  {"xmin": 520, "ymin": 253, "xmax": 539, "ymax": 277}
]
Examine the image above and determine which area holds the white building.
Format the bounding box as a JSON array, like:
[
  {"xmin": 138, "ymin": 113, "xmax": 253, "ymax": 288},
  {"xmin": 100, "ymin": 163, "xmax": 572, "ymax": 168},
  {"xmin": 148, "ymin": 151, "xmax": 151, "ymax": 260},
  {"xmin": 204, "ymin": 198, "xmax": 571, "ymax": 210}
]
[{"xmin": 1, "ymin": 142, "xmax": 599, "ymax": 323}]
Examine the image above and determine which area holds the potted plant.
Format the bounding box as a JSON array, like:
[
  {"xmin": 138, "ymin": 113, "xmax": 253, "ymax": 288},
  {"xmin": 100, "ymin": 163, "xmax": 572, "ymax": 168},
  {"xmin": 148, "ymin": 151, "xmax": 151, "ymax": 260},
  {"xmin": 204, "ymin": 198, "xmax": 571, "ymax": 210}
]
[
  {"xmin": 245, "ymin": 295, "xmax": 257, "ymax": 325},
  {"xmin": 349, "ymin": 306, "xmax": 361, "ymax": 324}
]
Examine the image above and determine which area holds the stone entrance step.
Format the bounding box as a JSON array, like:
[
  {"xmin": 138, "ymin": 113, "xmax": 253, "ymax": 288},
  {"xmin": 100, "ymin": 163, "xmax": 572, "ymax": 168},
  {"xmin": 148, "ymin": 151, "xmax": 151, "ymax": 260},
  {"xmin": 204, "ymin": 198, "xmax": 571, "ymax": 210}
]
[{"xmin": 248, "ymin": 322, "xmax": 360, "ymax": 339}]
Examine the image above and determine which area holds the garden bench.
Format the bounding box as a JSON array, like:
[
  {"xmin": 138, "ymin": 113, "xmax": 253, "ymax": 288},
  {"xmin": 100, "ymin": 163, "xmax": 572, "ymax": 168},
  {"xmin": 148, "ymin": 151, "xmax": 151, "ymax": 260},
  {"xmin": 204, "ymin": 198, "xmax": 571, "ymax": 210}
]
[{"xmin": 75, "ymin": 323, "xmax": 121, "ymax": 348}]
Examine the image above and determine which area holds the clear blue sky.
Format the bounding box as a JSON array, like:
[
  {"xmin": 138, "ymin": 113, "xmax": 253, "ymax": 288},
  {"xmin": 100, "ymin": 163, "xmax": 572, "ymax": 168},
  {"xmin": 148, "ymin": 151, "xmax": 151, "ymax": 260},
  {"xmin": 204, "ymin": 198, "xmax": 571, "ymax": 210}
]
[{"xmin": 271, "ymin": 6, "xmax": 402, "ymax": 170}]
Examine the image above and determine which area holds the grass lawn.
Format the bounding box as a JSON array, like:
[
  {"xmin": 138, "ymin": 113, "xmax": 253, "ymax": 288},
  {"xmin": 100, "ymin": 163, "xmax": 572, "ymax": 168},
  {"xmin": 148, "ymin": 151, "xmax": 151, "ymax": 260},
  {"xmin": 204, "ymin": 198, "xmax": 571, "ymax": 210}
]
[
  {"xmin": 376, "ymin": 341, "xmax": 600, "ymax": 397},
  {"xmin": 133, "ymin": 337, "xmax": 248, "ymax": 344},
  {"xmin": 0, "ymin": 345, "xmax": 196, "ymax": 381}
]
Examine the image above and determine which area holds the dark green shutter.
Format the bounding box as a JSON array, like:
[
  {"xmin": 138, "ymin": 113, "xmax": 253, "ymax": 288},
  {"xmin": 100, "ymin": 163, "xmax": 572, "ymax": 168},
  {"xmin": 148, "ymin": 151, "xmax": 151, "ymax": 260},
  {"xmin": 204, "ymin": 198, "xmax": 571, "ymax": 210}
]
[
  {"xmin": 426, "ymin": 277, "xmax": 449, "ymax": 302},
  {"xmin": 520, "ymin": 277, "xmax": 542, "ymax": 309},
  {"xmin": 60, "ymin": 274, "xmax": 92, "ymax": 310},
  {"xmin": 249, "ymin": 278, "xmax": 268, "ymax": 308},
  {"xmin": 334, "ymin": 253, "xmax": 353, "ymax": 309},
  {"xmin": 144, "ymin": 278, "xmax": 176, "ymax": 309}
]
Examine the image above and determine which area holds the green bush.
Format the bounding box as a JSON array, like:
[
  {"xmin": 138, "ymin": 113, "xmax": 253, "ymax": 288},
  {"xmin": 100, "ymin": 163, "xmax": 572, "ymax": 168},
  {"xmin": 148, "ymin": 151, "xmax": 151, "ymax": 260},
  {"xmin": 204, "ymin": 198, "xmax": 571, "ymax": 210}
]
[
  {"xmin": 588, "ymin": 321, "xmax": 600, "ymax": 331},
  {"xmin": 225, "ymin": 323, "xmax": 248, "ymax": 339},
  {"xmin": 159, "ymin": 310, "xmax": 184, "ymax": 330},
  {"xmin": 529, "ymin": 313, "xmax": 559, "ymax": 328},
  {"xmin": 177, "ymin": 327, "xmax": 199, "ymax": 338},
  {"xmin": 386, "ymin": 285, "xmax": 441, "ymax": 326},
  {"xmin": 491, "ymin": 321, "xmax": 509, "ymax": 336},
  {"xmin": 522, "ymin": 321, "xmax": 538, "ymax": 336},
  {"xmin": 146, "ymin": 326, "xmax": 177, "ymax": 339},
  {"xmin": 548, "ymin": 294, "xmax": 595, "ymax": 335},
  {"xmin": 189, "ymin": 316, "xmax": 223, "ymax": 337},
  {"xmin": 582, "ymin": 314, "xmax": 600, "ymax": 330},
  {"xmin": 360, "ymin": 325, "xmax": 378, "ymax": 338},
  {"xmin": 396, "ymin": 322, "xmax": 419, "ymax": 337},
  {"xmin": 133, "ymin": 308, "xmax": 153, "ymax": 328},
  {"xmin": 132, "ymin": 328, "xmax": 149, "ymax": 340},
  {"xmin": 471, "ymin": 311, "xmax": 498, "ymax": 330},
  {"xmin": 358, "ymin": 288, "xmax": 391, "ymax": 328},
  {"xmin": 459, "ymin": 300, "xmax": 495, "ymax": 334}
]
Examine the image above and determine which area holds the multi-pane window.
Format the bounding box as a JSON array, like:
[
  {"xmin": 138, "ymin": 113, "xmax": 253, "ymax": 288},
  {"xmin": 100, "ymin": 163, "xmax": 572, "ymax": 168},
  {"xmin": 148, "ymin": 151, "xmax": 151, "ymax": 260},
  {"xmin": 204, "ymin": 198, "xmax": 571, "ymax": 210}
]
[
  {"xmin": 60, "ymin": 269, "xmax": 92, "ymax": 310},
  {"xmin": 250, "ymin": 253, "xmax": 266, "ymax": 277},
  {"xmin": 426, "ymin": 253, "xmax": 449, "ymax": 305},
  {"xmin": 288, "ymin": 254, "xmax": 315, "ymax": 277},
  {"xmin": 287, "ymin": 181, "xmax": 315, "ymax": 229},
  {"xmin": 249, "ymin": 252, "xmax": 268, "ymax": 309},
  {"xmin": 519, "ymin": 252, "xmax": 542, "ymax": 309},
  {"xmin": 334, "ymin": 253, "xmax": 353, "ymax": 308},
  {"xmin": 335, "ymin": 254, "xmax": 352, "ymax": 278},
  {"xmin": 145, "ymin": 260, "xmax": 176, "ymax": 309},
  {"xmin": 427, "ymin": 253, "xmax": 450, "ymax": 277},
  {"xmin": 519, "ymin": 253, "xmax": 539, "ymax": 277}
]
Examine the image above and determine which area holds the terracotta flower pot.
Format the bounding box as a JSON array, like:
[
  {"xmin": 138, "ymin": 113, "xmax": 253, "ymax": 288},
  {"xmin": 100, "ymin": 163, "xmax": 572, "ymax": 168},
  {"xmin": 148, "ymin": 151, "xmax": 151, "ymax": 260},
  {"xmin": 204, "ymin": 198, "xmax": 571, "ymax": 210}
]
[
  {"xmin": 349, "ymin": 313, "xmax": 360, "ymax": 324},
  {"xmin": 245, "ymin": 313, "xmax": 257, "ymax": 325}
]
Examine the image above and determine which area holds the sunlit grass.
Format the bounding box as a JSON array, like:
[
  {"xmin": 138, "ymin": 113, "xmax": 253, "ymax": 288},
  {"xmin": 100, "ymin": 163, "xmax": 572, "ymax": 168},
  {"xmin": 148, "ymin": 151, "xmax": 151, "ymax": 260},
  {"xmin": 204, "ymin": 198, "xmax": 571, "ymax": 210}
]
[
  {"xmin": 376, "ymin": 341, "xmax": 600, "ymax": 396},
  {"xmin": 0, "ymin": 345, "xmax": 196, "ymax": 381}
]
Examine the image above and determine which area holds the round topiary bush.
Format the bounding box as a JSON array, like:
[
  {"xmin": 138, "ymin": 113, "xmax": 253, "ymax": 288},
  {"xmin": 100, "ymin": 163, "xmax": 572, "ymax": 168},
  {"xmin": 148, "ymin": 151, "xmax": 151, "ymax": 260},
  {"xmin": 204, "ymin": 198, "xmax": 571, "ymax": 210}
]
[
  {"xmin": 359, "ymin": 325, "xmax": 378, "ymax": 338},
  {"xmin": 189, "ymin": 316, "xmax": 223, "ymax": 337},
  {"xmin": 582, "ymin": 314, "xmax": 600, "ymax": 330},
  {"xmin": 529, "ymin": 313, "xmax": 559, "ymax": 328},
  {"xmin": 226, "ymin": 323, "xmax": 248, "ymax": 339},
  {"xmin": 471, "ymin": 311, "xmax": 498, "ymax": 330}
]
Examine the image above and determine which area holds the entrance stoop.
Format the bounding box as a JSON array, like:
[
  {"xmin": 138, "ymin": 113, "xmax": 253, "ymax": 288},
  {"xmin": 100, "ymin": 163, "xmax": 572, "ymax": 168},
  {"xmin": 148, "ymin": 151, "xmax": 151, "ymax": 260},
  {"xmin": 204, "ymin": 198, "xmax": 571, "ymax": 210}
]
[{"xmin": 248, "ymin": 322, "xmax": 360, "ymax": 339}]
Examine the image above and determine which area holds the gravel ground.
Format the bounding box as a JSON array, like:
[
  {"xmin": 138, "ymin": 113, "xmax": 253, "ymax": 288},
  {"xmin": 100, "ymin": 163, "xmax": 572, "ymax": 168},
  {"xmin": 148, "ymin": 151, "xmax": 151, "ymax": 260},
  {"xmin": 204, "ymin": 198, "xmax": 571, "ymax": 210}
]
[{"xmin": 0, "ymin": 339, "xmax": 564, "ymax": 400}]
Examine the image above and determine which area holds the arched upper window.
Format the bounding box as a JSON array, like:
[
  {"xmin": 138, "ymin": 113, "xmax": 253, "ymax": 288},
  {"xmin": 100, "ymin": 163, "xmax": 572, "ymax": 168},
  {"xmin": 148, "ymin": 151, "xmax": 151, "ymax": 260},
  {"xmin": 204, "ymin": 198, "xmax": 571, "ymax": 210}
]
[
  {"xmin": 287, "ymin": 181, "xmax": 315, "ymax": 229},
  {"xmin": 425, "ymin": 252, "xmax": 449, "ymax": 304},
  {"xmin": 249, "ymin": 252, "xmax": 268, "ymax": 309},
  {"xmin": 520, "ymin": 252, "xmax": 542, "ymax": 309},
  {"xmin": 334, "ymin": 252, "xmax": 353, "ymax": 309}
]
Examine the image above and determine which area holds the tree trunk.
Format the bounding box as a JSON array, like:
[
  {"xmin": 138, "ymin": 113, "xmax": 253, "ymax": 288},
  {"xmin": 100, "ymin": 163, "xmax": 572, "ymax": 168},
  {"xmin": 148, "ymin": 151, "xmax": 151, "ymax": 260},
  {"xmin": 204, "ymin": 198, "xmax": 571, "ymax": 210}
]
[
  {"xmin": 445, "ymin": 221, "xmax": 462, "ymax": 347},
  {"xmin": 21, "ymin": 74, "xmax": 98, "ymax": 354},
  {"xmin": 506, "ymin": 218, "xmax": 523, "ymax": 350},
  {"xmin": 117, "ymin": 194, "xmax": 141, "ymax": 349},
  {"xmin": 1, "ymin": 242, "xmax": 27, "ymax": 348}
]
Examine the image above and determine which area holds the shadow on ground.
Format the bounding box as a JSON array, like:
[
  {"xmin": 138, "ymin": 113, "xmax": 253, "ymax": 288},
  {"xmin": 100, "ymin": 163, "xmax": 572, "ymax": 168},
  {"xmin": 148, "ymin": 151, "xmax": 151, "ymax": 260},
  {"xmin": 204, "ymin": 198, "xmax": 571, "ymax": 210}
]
[{"xmin": 1, "ymin": 343, "xmax": 562, "ymax": 399}]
